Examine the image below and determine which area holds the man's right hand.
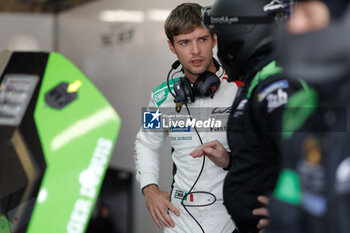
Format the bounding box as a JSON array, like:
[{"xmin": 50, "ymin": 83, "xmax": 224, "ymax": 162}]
[
  {"xmin": 142, "ymin": 184, "xmax": 180, "ymax": 229},
  {"xmin": 190, "ymin": 140, "xmax": 230, "ymax": 169}
]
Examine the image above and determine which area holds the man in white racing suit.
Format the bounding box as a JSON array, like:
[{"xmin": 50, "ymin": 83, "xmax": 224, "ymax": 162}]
[{"xmin": 134, "ymin": 3, "xmax": 238, "ymax": 233}]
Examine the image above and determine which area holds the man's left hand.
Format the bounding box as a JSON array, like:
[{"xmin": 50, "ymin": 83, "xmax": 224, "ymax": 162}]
[{"xmin": 252, "ymin": 195, "xmax": 270, "ymax": 233}]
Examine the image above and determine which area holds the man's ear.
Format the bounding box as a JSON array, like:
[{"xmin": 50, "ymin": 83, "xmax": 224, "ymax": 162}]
[
  {"xmin": 168, "ymin": 40, "xmax": 176, "ymax": 54},
  {"xmin": 212, "ymin": 33, "xmax": 217, "ymax": 49}
]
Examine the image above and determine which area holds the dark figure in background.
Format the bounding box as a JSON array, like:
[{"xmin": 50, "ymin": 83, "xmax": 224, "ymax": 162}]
[
  {"xmin": 267, "ymin": 1, "xmax": 350, "ymax": 233},
  {"xmin": 191, "ymin": 0, "xmax": 301, "ymax": 232}
]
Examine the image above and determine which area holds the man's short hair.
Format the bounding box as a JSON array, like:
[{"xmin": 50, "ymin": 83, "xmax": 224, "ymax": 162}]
[{"xmin": 164, "ymin": 3, "xmax": 204, "ymax": 44}]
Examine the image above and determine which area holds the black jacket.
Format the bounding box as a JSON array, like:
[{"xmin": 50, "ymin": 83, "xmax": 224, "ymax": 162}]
[{"xmin": 223, "ymin": 52, "xmax": 301, "ymax": 233}]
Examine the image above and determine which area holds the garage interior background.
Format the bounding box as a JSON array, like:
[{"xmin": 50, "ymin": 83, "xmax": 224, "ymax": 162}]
[{"xmin": 0, "ymin": 0, "xmax": 216, "ymax": 232}]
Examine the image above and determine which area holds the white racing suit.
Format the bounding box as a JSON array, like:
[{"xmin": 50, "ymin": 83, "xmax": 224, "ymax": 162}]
[{"xmin": 134, "ymin": 68, "xmax": 238, "ymax": 233}]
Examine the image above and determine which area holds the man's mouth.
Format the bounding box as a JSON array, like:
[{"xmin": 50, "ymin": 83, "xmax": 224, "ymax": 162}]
[{"xmin": 191, "ymin": 59, "xmax": 203, "ymax": 66}]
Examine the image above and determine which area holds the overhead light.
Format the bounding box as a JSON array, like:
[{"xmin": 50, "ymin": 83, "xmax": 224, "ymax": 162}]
[
  {"xmin": 99, "ymin": 10, "xmax": 145, "ymax": 23},
  {"xmin": 147, "ymin": 9, "xmax": 171, "ymax": 21}
]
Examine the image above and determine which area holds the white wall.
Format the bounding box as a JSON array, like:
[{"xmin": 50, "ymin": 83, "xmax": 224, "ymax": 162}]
[
  {"xmin": 57, "ymin": 1, "xmax": 216, "ymax": 232},
  {"xmin": 0, "ymin": 13, "xmax": 54, "ymax": 51}
]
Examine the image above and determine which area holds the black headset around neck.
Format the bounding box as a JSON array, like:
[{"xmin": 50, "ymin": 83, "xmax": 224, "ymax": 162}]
[{"xmin": 167, "ymin": 58, "xmax": 222, "ymax": 104}]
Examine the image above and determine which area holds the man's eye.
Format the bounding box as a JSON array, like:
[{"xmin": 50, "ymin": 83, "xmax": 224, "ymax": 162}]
[
  {"xmin": 180, "ymin": 41, "xmax": 188, "ymax": 45},
  {"xmin": 200, "ymin": 38, "xmax": 207, "ymax": 42}
]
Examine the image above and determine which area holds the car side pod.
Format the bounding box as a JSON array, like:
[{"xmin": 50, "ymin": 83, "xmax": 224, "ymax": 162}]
[{"xmin": 0, "ymin": 51, "xmax": 121, "ymax": 233}]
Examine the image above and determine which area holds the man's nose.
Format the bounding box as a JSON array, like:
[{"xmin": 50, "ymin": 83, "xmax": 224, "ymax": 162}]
[{"xmin": 191, "ymin": 42, "xmax": 200, "ymax": 55}]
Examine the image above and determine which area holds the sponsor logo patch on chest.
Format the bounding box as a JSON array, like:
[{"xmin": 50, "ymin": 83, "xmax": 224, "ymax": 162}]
[
  {"xmin": 154, "ymin": 90, "xmax": 166, "ymax": 104},
  {"xmin": 266, "ymin": 89, "xmax": 288, "ymax": 113}
]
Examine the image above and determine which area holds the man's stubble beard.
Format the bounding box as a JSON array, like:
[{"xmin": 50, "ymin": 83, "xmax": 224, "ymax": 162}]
[{"xmin": 183, "ymin": 58, "xmax": 212, "ymax": 78}]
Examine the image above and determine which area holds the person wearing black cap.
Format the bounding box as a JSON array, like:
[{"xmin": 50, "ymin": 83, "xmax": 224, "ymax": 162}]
[{"xmin": 190, "ymin": 0, "xmax": 304, "ymax": 232}]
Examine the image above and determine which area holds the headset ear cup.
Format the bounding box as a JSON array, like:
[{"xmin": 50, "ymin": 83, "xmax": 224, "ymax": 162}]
[
  {"xmin": 174, "ymin": 80, "xmax": 185, "ymax": 103},
  {"xmin": 193, "ymin": 71, "xmax": 220, "ymax": 97},
  {"xmin": 174, "ymin": 77, "xmax": 195, "ymax": 103},
  {"xmin": 182, "ymin": 78, "xmax": 195, "ymax": 103}
]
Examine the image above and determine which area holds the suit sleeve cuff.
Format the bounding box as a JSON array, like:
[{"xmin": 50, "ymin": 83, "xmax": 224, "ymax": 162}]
[{"xmin": 223, "ymin": 152, "xmax": 232, "ymax": 171}]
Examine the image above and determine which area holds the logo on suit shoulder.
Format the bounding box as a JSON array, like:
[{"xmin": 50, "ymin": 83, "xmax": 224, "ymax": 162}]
[
  {"xmin": 266, "ymin": 89, "xmax": 288, "ymax": 113},
  {"xmin": 258, "ymin": 80, "xmax": 288, "ymax": 102}
]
